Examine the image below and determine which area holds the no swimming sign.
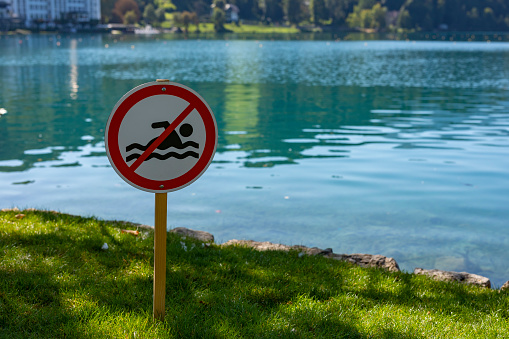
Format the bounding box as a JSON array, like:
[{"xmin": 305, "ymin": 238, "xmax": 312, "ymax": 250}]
[
  {"xmin": 105, "ymin": 80, "xmax": 218, "ymax": 193},
  {"xmin": 105, "ymin": 80, "xmax": 218, "ymax": 321}
]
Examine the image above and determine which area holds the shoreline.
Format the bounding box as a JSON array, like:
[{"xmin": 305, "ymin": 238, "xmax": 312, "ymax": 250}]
[{"xmin": 2, "ymin": 207, "xmax": 505, "ymax": 291}]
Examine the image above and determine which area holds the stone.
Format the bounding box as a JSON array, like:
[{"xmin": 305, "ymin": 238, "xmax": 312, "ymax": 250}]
[
  {"xmin": 222, "ymin": 239, "xmax": 324, "ymax": 256},
  {"xmin": 332, "ymin": 253, "xmax": 401, "ymax": 272},
  {"xmin": 222, "ymin": 240, "xmax": 401, "ymax": 273},
  {"xmin": 291, "ymin": 245, "xmax": 324, "ymax": 256},
  {"xmin": 413, "ymin": 268, "xmax": 491, "ymax": 288},
  {"xmin": 318, "ymin": 248, "xmax": 334, "ymax": 256},
  {"xmin": 222, "ymin": 239, "xmax": 292, "ymax": 251},
  {"xmin": 170, "ymin": 227, "xmax": 214, "ymax": 243},
  {"xmin": 1, "ymin": 207, "xmax": 19, "ymax": 212},
  {"xmin": 500, "ymin": 280, "xmax": 509, "ymax": 291}
]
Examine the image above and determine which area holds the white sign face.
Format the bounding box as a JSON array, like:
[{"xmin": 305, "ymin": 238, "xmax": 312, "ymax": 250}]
[
  {"xmin": 105, "ymin": 81, "xmax": 218, "ymax": 193},
  {"xmin": 118, "ymin": 95, "xmax": 207, "ymax": 181}
]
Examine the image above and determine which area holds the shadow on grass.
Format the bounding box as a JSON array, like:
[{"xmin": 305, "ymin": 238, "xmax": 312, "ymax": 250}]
[
  {"xmin": 1, "ymin": 210, "xmax": 507, "ymax": 338},
  {"xmin": 358, "ymin": 266, "xmax": 509, "ymax": 320}
]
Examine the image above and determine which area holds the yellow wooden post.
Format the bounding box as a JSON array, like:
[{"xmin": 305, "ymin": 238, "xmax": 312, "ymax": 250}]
[{"xmin": 153, "ymin": 192, "xmax": 167, "ymax": 321}]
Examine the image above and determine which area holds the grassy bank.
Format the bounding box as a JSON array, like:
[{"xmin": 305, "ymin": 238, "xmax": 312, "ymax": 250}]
[
  {"xmin": 1, "ymin": 209, "xmax": 508, "ymax": 338},
  {"xmin": 160, "ymin": 17, "xmax": 300, "ymax": 34}
]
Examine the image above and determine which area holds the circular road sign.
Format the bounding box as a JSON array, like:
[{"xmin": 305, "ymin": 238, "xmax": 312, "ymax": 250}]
[{"xmin": 105, "ymin": 81, "xmax": 218, "ymax": 193}]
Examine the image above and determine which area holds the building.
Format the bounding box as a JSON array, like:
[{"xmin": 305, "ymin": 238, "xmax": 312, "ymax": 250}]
[
  {"xmin": 210, "ymin": 2, "xmax": 240, "ymax": 24},
  {"xmin": 8, "ymin": 0, "xmax": 100, "ymax": 29},
  {"xmin": 0, "ymin": 0, "xmax": 11, "ymax": 18}
]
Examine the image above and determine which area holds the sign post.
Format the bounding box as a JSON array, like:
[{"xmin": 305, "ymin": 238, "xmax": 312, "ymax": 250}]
[
  {"xmin": 153, "ymin": 192, "xmax": 167, "ymax": 320},
  {"xmin": 105, "ymin": 79, "xmax": 218, "ymax": 321}
]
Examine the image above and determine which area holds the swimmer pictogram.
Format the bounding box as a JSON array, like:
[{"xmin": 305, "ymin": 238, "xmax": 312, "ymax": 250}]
[{"xmin": 125, "ymin": 121, "xmax": 199, "ymax": 163}]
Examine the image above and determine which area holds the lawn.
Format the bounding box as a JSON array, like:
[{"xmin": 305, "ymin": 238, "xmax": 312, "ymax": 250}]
[
  {"xmin": 1, "ymin": 209, "xmax": 508, "ymax": 338},
  {"xmin": 160, "ymin": 16, "xmax": 300, "ymax": 34}
]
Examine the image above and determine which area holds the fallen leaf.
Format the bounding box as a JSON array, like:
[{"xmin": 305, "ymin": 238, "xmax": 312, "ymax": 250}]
[{"xmin": 121, "ymin": 229, "xmax": 140, "ymax": 236}]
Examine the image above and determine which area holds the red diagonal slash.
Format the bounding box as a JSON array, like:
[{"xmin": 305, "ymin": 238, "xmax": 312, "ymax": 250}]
[{"xmin": 129, "ymin": 103, "xmax": 195, "ymax": 171}]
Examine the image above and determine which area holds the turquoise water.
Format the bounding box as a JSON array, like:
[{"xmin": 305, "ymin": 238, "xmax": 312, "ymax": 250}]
[{"xmin": 1, "ymin": 34, "xmax": 508, "ymax": 286}]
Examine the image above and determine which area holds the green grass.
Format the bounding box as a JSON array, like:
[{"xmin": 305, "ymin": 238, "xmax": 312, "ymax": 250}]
[
  {"xmin": 159, "ymin": 16, "xmax": 300, "ymax": 34},
  {"xmin": 1, "ymin": 209, "xmax": 509, "ymax": 338}
]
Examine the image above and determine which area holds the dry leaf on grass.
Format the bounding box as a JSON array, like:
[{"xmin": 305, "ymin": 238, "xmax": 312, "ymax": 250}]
[
  {"xmin": 15, "ymin": 214, "xmax": 25, "ymax": 219},
  {"xmin": 121, "ymin": 229, "xmax": 140, "ymax": 236}
]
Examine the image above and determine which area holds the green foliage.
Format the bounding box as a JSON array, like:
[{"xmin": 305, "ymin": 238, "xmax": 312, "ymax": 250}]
[
  {"xmin": 110, "ymin": 0, "xmax": 141, "ymax": 24},
  {"xmin": 99, "ymin": 0, "xmax": 509, "ymax": 31},
  {"xmin": 286, "ymin": 0, "xmax": 304, "ymax": 24},
  {"xmin": 326, "ymin": 0, "xmax": 356, "ymax": 26},
  {"xmin": 264, "ymin": 0, "xmax": 285, "ymax": 23},
  {"xmin": 371, "ymin": 3, "xmax": 386, "ymax": 28},
  {"xmin": 124, "ymin": 9, "xmax": 138, "ymax": 24},
  {"xmin": 154, "ymin": 0, "xmax": 176, "ymax": 11},
  {"xmin": 310, "ymin": 0, "xmax": 328, "ymax": 23},
  {"xmin": 212, "ymin": 7, "xmax": 226, "ymax": 32},
  {"xmin": 101, "ymin": 0, "xmax": 118, "ymax": 23},
  {"xmin": 155, "ymin": 7, "xmax": 166, "ymax": 23},
  {"xmin": 143, "ymin": 4, "xmax": 157, "ymax": 24},
  {"xmin": 347, "ymin": 2, "xmax": 386, "ymax": 29},
  {"xmin": 1, "ymin": 209, "xmax": 509, "ymax": 337},
  {"xmin": 181, "ymin": 11, "xmax": 198, "ymax": 33},
  {"xmin": 396, "ymin": 8, "xmax": 412, "ymax": 28},
  {"xmin": 231, "ymin": 0, "xmax": 260, "ymax": 20},
  {"xmin": 398, "ymin": 0, "xmax": 509, "ymax": 31},
  {"xmin": 214, "ymin": 0, "xmax": 226, "ymax": 10}
]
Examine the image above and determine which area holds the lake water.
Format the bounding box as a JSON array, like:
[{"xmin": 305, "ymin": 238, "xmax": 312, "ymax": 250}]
[{"xmin": 1, "ymin": 33, "xmax": 508, "ymax": 286}]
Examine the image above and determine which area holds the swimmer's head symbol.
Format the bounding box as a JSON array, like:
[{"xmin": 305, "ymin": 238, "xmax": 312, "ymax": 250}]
[{"xmin": 179, "ymin": 123, "xmax": 193, "ymax": 138}]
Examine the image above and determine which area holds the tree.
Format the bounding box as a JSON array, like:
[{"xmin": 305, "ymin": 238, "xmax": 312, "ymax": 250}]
[
  {"xmin": 230, "ymin": 0, "xmax": 260, "ymax": 20},
  {"xmin": 181, "ymin": 11, "xmax": 197, "ymax": 33},
  {"xmin": 346, "ymin": 3, "xmax": 386, "ymax": 29},
  {"xmin": 212, "ymin": 0, "xmax": 227, "ymax": 32},
  {"xmin": 143, "ymin": 4, "xmax": 157, "ymax": 24},
  {"xmin": 326, "ymin": 0, "xmax": 356, "ymax": 26},
  {"xmin": 396, "ymin": 8, "xmax": 412, "ymax": 28},
  {"xmin": 310, "ymin": 0, "xmax": 328, "ymax": 24},
  {"xmin": 382, "ymin": 0, "xmax": 405, "ymax": 11},
  {"xmin": 155, "ymin": 7, "xmax": 166, "ymax": 24},
  {"xmin": 102, "ymin": 0, "xmax": 118, "ymax": 23},
  {"xmin": 482, "ymin": 7, "xmax": 496, "ymax": 30},
  {"xmin": 357, "ymin": 0, "xmax": 376, "ymax": 9},
  {"xmin": 154, "ymin": 0, "xmax": 176, "ymax": 11},
  {"xmin": 286, "ymin": 0, "xmax": 303, "ymax": 24},
  {"xmin": 264, "ymin": 0, "xmax": 284, "ymax": 23},
  {"xmin": 111, "ymin": 0, "xmax": 141, "ymax": 24},
  {"xmin": 124, "ymin": 10, "xmax": 138, "ymax": 24},
  {"xmin": 371, "ymin": 3, "xmax": 387, "ymax": 29}
]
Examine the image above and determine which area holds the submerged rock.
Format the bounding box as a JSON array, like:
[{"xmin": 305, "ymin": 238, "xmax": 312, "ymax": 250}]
[
  {"xmin": 413, "ymin": 268, "xmax": 491, "ymax": 288},
  {"xmin": 170, "ymin": 227, "xmax": 214, "ymax": 243},
  {"xmin": 332, "ymin": 253, "xmax": 401, "ymax": 272}
]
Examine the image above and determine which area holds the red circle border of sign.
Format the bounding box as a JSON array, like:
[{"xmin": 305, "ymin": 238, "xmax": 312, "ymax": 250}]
[{"xmin": 106, "ymin": 82, "xmax": 217, "ymax": 193}]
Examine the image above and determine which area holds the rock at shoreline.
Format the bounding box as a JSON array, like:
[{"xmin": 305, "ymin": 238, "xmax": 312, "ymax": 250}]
[
  {"xmin": 332, "ymin": 253, "xmax": 401, "ymax": 272},
  {"xmin": 413, "ymin": 268, "xmax": 491, "ymax": 288},
  {"xmin": 170, "ymin": 227, "xmax": 214, "ymax": 243},
  {"xmin": 500, "ymin": 280, "xmax": 509, "ymax": 291},
  {"xmin": 221, "ymin": 240, "xmax": 401, "ymax": 272},
  {"xmin": 221, "ymin": 239, "xmax": 323, "ymax": 255}
]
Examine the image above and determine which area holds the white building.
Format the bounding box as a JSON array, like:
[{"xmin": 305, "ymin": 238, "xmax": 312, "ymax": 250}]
[
  {"xmin": 0, "ymin": 1, "xmax": 11, "ymax": 18},
  {"xmin": 9, "ymin": 0, "xmax": 100, "ymax": 28}
]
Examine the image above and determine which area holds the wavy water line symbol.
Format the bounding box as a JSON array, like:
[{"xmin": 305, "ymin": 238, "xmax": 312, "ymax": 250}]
[
  {"xmin": 125, "ymin": 121, "xmax": 199, "ymax": 163},
  {"xmin": 126, "ymin": 141, "xmax": 198, "ymax": 152},
  {"xmin": 126, "ymin": 150, "xmax": 199, "ymax": 162}
]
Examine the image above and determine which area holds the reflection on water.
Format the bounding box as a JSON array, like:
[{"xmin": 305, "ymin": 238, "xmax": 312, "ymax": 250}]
[{"xmin": 1, "ymin": 34, "xmax": 509, "ymax": 286}]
